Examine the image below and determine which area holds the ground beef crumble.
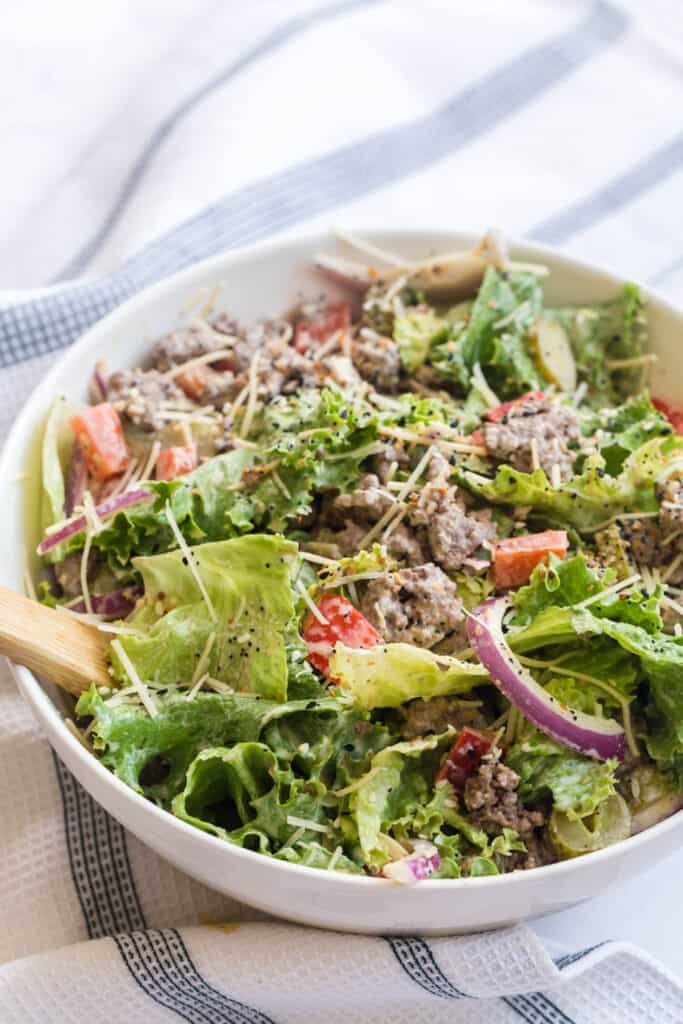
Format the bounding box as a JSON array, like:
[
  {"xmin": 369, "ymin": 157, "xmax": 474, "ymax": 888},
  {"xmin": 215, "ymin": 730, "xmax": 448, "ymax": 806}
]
[
  {"xmin": 400, "ymin": 697, "xmax": 487, "ymax": 739},
  {"xmin": 463, "ymin": 758, "xmax": 545, "ymax": 836},
  {"xmin": 360, "ymin": 562, "xmax": 464, "ymax": 647},
  {"xmin": 483, "ymin": 396, "xmax": 579, "ymax": 481},
  {"xmin": 107, "ymin": 368, "xmax": 184, "ymax": 432}
]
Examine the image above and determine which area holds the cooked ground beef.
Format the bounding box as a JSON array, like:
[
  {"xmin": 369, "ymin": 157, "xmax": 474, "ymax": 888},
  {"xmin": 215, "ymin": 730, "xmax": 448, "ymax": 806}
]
[
  {"xmin": 483, "ymin": 396, "xmax": 579, "ymax": 481},
  {"xmin": 502, "ymin": 833, "xmax": 556, "ymax": 872},
  {"xmin": 410, "ymin": 480, "xmax": 496, "ymax": 572},
  {"xmin": 614, "ymin": 479, "xmax": 683, "ymax": 583},
  {"xmin": 360, "ymin": 563, "xmax": 464, "ymax": 647},
  {"xmin": 372, "ymin": 443, "xmax": 410, "ymax": 483},
  {"xmin": 146, "ymin": 323, "xmax": 225, "ymax": 373},
  {"xmin": 463, "ymin": 759, "xmax": 545, "ymax": 836},
  {"xmin": 107, "ymin": 368, "xmax": 184, "ymax": 432},
  {"xmin": 327, "ymin": 473, "xmax": 394, "ymax": 527},
  {"xmin": 350, "ymin": 332, "xmax": 401, "ymax": 391},
  {"xmin": 400, "ymin": 697, "xmax": 487, "ymax": 739},
  {"xmin": 658, "ymin": 478, "xmax": 683, "ymax": 535}
]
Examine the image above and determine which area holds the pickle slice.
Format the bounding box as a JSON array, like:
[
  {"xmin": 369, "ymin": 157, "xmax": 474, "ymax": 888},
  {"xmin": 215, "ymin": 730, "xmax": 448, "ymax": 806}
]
[
  {"xmin": 531, "ymin": 318, "xmax": 577, "ymax": 393},
  {"xmin": 549, "ymin": 794, "xmax": 631, "ymax": 858}
]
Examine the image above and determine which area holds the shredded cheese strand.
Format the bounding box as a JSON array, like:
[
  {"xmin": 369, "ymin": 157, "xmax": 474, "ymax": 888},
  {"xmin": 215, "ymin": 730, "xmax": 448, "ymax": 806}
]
[
  {"xmin": 239, "ymin": 351, "xmax": 261, "ymax": 439},
  {"xmin": 164, "ymin": 500, "xmax": 218, "ymax": 623},
  {"xmin": 575, "ymin": 573, "xmax": 641, "ymax": 609},
  {"xmin": 111, "ymin": 638, "xmax": 157, "ymax": 718},
  {"xmin": 296, "ymin": 579, "xmax": 328, "ymax": 624},
  {"xmin": 285, "ymin": 814, "xmax": 329, "ymax": 835},
  {"xmin": 360, "ymin": 445, "xmax": 435, "ymax": 549},
  {"xmin": 164, "ymin": 347, "xmax": 234, "ymax": 379},
  {"xmin": 471, "ymin": 362, "xmax": 500, "ymax": 408}
]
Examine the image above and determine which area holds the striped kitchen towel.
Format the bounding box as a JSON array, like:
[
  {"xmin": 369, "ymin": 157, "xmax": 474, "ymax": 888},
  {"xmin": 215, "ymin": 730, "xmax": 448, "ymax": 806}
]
[{"xmin": 2, "ymin": 0, "xmax": 683, "ymax": 1020}]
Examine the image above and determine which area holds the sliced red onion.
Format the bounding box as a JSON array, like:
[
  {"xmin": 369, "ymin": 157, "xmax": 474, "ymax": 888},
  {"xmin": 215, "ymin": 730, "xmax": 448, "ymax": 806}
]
[
  {"xmin": 89, "ymin": 362, "xmax": 109, "ymax": 403},
  {"xmin": 467, "ymin": 596, "xmax": 625, "ymax": 762},
  {"xmin": 381, "ymin": 841, "xmax": 441, "ymax": 884},
  {"xmin": 66, "ymin": 586, "xmax": 142, "ymax": 620},
  {"xmin": 65, "ymin": 441, "xmax": 88, "ymax": 516},
  {"xmin": 37, "ymin": 488, "xmax": 153, "ymax": 556}
]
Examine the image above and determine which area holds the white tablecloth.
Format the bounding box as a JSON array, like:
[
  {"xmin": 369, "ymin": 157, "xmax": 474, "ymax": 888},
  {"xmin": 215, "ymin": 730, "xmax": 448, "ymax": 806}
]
[{"xmin": 2, "ymin": 1, "xmax": 683, "ymax": 1018}]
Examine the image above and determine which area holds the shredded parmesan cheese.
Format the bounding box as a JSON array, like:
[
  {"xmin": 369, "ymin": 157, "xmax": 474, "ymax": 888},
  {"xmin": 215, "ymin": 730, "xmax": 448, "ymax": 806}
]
[
  {"xmin": 300, "ymin": 551, "xmax": 337, "ymax": 566},
  {"xmin": 550, "ymin": 463, "xmax": 561, "ymax": 489},
  {"xmin": 662, "ymin": 551, "xmax": 683, "ymax": 584},
  {"xmin": 575, "ymin": 573, "xmax": 641, "ymax": 609},
  {"xmin": 140, "ymin": 441, "xmax": 161, "ymax": 483},
  {"xmin": 361, "ymin": 445, "xmax": 435, "ymax": 549},
  {"xmin": 239, "ymin": 351, "xmax": 261, "ymax": 438},
  {"xmin": 164, "ymin": 347, "xmax": 234, "ymax": 380},
  {"xmin": 164, "ymin": 500, "xmax": 218, "ymax": 623},
  {"xmin": 271, "ymin": 471, "xmax": 291, "ymax": 500},
  {"xmin": 285, "ymin": 814, "xmax": 330, "ymax": 835},
  {"xmin": 188, "ymin": 631, "xmax": 217, "ymax": 696},
  {"xmin": 186, "ymin": 672, "xmax": 209, "ymax": 702},
  {"xmin": 530, "ymin": 437, "xmax": 541, "ymax": 473},
  {"xmin": 296, "ymin": 579, "xmax": 328, "ymax": 624},
  {"xmin": 111, "ymin": 639, "xmax": 157, "ymax": 717},
  {"xmin": 471, "ymin": 362, "xmax": 500, "ymax": 408},
  {"xmin": 332, "ymin": 228, "xmax": 405, "ymax": 266}
]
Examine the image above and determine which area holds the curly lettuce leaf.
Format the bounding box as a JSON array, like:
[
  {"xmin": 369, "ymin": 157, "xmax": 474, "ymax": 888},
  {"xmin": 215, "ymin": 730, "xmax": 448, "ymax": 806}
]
[
  {"xmin": 507, "ymin": 732, "xmax": 617, "ymax": 819},
  {"xmin": 40, "ymin": 397, "xmax": 77, "ymax": 563},
  {"xmin": 393, "ymin": 309, "xmax": 448, "ymax": 372},
  {"xmin": 112, "ymin": 535, "xmax": 298, "ymax": 701},
  {"xmin": 172, "ymin": 742, "xmax": 332, "ymax": 847},
  {"xmin": 430, "ymin": 268, "xmax": 545, "ymax": 397},
  {"xmin": 77, "ymin": 686, "xmax": 279, "ymax": 800},
  {"xmin": 328, "ymin": 642, "xmax": 488, "ymax": 709},
  {"xmin": 547, "ymin": 283, "xmax": 646, "ymax": 404},
  {"xmin": 589, "ymin": 393, "xmax": 672, "ymax": 475},
  {"xmin": 511, "ymin": 554, "xmax": 607, "ymax": 626},
  {"xmin": 461, "ymin": 437, "xmax": 682, "ymax": 532},
  {"xmin": 348, "ymin": 735, "xmax": 448, "ymax": 869}
]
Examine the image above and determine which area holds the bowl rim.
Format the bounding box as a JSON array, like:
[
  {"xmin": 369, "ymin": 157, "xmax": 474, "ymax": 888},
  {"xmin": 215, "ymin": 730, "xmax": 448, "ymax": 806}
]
[{"xmin": 5, "ymin": 226, "xmax": 683, "ymax": 893}]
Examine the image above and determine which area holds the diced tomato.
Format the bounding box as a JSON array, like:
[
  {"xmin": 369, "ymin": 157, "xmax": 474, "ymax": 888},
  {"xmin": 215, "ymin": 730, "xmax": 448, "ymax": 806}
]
[
  {"xmin": 176, "ymin": 365, "xmax": 210, "ymax": 400},
  {"xmin": 436, "ymin": 727, "xmax": 492, "ymax": 790},
  {"xmin": 485, "ymin": 391, "xmax": 546, "ymax": 423},
  {"xmin": 469, "ymin": 428, "xmax": 485, "ymax": 446},
  {"xmin": 69, "ymin": 403, "xmax": 129, "ymax": 481},
  {"xmin": 652, "ymin": 397, "xmax": 683, "ymax": 435},
  {"xmin": 294, "ymin": 302, "xmax": 351, "ymax": 354},
  {"xmin": 493, "ymin": 529, "xmax": 568, "ymax": 589},
  {"xmin": 155, "ymin": 444, "xmax": 198, "ymax": 481},
  {"xmin": 302, "ymin": 593, "xmax": 383, "ymax": 676}
]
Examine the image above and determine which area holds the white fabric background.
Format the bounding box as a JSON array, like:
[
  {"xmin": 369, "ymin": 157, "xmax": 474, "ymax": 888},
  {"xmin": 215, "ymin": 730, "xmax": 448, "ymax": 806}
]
[{"xmin": 2, "ymin": 1, "xmax": 683, "ymax": 1019}]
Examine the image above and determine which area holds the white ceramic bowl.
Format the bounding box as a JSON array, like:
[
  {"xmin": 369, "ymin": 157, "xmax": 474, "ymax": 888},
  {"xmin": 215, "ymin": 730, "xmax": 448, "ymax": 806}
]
[{"xmin": 3, "ymin": 230, "xmax": 683, "ymax": 935}]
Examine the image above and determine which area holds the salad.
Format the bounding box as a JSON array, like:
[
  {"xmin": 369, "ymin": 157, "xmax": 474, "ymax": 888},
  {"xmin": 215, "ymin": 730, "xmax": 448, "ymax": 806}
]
[{"xmin": 34, "ymin": 232, "xmax": 683, "ymax": 883}]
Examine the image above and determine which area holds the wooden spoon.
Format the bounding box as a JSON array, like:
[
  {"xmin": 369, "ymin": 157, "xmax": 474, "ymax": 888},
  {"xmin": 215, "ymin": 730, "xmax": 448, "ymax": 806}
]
[{"xmin": 0, "ymin": 585, "xmax": 111, "ymax": 695}]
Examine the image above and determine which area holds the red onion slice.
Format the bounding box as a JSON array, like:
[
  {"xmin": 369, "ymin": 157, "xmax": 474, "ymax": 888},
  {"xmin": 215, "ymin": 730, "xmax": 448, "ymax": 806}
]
[
  {"xmin": 37, "ymin": 488, "xmax": 153, "ymax": 556},
  {"xmin": 467, "ymin": 596, "xmax": 625, "ymax": 762},
  {"xmin": 66, "ymin": 586, "xmax": 142, "ymax": 620},
  {"xmin": 64, "ymin": 441, "xmax": 88, "ymax": 516},
  {"xmin": 381, "ymin": 841, "xmax": 441, "ymax": 884}
]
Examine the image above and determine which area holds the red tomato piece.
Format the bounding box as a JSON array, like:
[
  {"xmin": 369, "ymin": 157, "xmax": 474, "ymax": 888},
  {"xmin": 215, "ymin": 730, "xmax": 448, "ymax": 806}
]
[
  {"xmin": 493, "ymin": 529, "xmax": 568, "ymax": 589},
  {"xmin": 436, "ymin": 727, "xmax": 492, "ymax": 790},
  {"xmin": 469, "ymin": 428, "xmax": 485, "ymax": 446},
  {"xmin": 294, "ymin": 302, "xmax": 351, "ymax": 354},
  {"xmin": 485, "ymin": 391, "xmax": 546, "ymax": 423},
  {"xmin": 652, "ymin": 397, "xmax": 683, "ymax": 435},
  {"xmin": 69, "ymin": 403, "xmax": 129, "ymax": 481},
  {"xmin": 155, "ymin": 444, "xmax": 198, "ymax": 481},
  {"xmin": 302, "ymin": 593, "xmax": 383, "ymax": 676}
]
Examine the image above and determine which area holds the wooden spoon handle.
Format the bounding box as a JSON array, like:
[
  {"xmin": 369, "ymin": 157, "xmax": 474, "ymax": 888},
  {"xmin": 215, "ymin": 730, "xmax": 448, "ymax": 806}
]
[{"xmin": 0, "ymin": 585, "xmax": 111, "ymax": 695}]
